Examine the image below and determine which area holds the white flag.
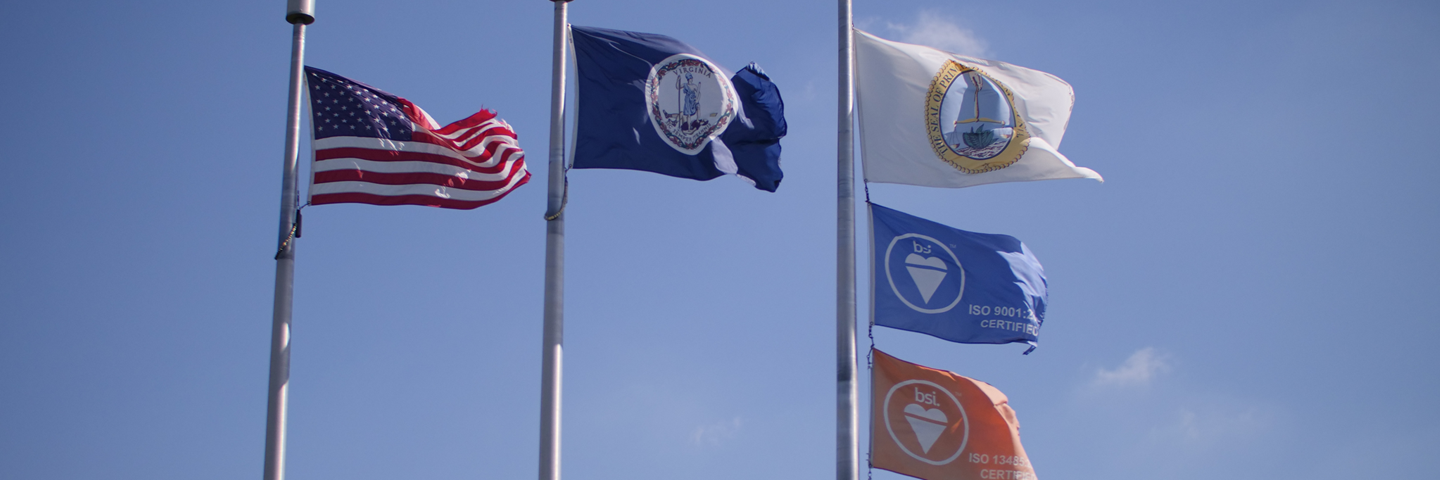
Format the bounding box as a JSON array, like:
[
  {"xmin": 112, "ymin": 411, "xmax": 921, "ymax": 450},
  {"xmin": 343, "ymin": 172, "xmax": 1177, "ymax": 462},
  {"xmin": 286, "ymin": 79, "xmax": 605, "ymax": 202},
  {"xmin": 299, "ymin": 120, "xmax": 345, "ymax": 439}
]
[{"xmin": 855, "ymin": 29, "xmax": 1102, "ymax": 188}]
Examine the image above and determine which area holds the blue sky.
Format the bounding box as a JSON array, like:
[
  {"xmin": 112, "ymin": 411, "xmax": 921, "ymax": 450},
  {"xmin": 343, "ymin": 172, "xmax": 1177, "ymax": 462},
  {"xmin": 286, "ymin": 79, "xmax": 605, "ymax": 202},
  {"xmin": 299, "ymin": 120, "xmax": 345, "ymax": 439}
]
[{"xmin": 1, "ymin": 1, "xmax": 1437, "ymax": 479}]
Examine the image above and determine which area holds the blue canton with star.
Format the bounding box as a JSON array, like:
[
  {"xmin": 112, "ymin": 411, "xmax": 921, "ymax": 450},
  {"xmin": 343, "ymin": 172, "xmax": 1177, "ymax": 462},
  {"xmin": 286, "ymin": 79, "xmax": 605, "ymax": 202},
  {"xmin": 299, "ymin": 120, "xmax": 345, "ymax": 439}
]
[{"xmin": 305, "ymin": 66, "xmax": 414, "ymax": 140}]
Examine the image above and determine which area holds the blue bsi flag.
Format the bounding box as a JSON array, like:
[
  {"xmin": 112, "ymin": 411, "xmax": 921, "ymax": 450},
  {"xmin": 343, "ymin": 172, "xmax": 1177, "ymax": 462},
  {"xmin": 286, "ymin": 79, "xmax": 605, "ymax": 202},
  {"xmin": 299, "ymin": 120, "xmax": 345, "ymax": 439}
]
[
  {"xmin": 570, "ymin": 26, "xmax": 786, "ymax": 192},
  {"xmin": 870, "ymin": 203, "xmax": 1048, "ymax": 353}
]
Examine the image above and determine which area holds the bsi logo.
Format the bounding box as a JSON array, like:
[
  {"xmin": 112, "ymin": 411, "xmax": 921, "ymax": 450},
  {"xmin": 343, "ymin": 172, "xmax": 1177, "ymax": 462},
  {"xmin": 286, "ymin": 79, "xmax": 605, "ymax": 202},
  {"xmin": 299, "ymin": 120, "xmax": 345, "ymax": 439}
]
[
  {"xmin": 884, "ymin": 379, "xmax": 970, "ymax": 465},
  {"xmin": 885, "ymin": 233, "xmax": 965, "ymax": 314}
]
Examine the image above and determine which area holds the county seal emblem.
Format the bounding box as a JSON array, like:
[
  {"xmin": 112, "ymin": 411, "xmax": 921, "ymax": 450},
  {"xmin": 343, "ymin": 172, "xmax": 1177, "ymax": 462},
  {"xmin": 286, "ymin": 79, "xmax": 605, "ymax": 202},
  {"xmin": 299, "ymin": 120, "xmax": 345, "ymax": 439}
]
[
  {"xmin": 925, "ymin": 60, "xmax": 1031, "ymax": 174},
  {"xmin": 646, "ymin": 54, "xmax": 739, "ymax": 155}
]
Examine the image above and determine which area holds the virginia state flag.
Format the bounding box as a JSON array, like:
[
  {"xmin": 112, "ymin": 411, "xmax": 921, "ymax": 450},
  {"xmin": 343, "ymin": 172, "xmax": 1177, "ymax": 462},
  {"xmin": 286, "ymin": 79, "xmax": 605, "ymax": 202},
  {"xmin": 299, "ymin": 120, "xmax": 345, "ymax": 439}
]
[
  {"xmin": 570, "ymin": 26, "xmax": 786, "ymax": 192},
  {"xmin": 871, "ymin": 348, "xmax": 1038, "ymax": 480},
  {"xmin": 856, "ymin": 29, "xmax": 1101, "ymax": 189},
  {"xmin": 870, "ymin": 203, "xmax": 1047, "ymax": 352}
]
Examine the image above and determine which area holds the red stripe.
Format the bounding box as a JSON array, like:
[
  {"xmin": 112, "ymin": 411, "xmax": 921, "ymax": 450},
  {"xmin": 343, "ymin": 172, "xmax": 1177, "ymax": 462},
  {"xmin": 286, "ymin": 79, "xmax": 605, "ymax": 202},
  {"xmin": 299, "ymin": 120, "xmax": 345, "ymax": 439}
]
[
  {"xmin": 310, "ymin": 173, "xmax": 530, "ymax": 210},
  {"xmin": 453, "ymin": 125, "xmax": 519, "ymax": 152},
  {"xmin": 433, "ymin": 109, "xmax": 500, "ymax": 135},
  {"xmin": 419, "ymin": 124, "xmax": 519, "ymax": 150},
  {"xmin": 312, "ymin": 164, "xmax": 526, "ymax": 191},
  {"xmin": 316, "ymin": 146, "xmax": 516, "ymax": 175},
  {"xmin": 406, "ymin": 130, "xmax": 515, "ymax": 165},
  {"xmin": 397, "ymin": 98, "xmax": 439, "ymax": 130},
  {"xmin": 445, "ymin": 123, "xmax": 517, "ymax": 144}
]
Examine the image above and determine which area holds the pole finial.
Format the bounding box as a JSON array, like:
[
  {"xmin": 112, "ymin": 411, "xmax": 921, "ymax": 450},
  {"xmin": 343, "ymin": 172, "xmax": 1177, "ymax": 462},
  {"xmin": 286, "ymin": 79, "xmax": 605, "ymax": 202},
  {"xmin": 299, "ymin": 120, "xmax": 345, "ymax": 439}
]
[{"xmin": 286, "ymin": 0, "xmax": 315, "ymax": 24}]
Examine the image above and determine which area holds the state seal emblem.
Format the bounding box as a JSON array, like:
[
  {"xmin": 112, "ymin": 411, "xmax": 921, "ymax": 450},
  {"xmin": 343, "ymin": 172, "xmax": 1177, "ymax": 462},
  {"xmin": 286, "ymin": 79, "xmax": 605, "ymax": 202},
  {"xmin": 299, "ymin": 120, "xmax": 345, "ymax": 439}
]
[
  {"xmin": 925, "ymin": 60, "xmax": 1030, "ymax": 174},
  {"xmin": 646, "ymin": 54, "xmax": 738, "ymax": 155}
]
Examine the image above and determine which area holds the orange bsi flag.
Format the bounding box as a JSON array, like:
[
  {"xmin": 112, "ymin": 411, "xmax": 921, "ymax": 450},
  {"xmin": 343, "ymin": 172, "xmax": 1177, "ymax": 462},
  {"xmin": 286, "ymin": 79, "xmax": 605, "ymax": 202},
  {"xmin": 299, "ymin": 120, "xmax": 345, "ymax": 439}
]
[{"xmin": 870, "ymin": 349, "xmax": 1037, "ymax": 480}]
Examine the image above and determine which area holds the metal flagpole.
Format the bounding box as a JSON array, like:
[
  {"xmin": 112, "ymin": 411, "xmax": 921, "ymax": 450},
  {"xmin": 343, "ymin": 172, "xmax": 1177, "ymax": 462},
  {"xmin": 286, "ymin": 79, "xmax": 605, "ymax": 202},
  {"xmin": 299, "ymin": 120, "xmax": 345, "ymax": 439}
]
[
  {"xmin": 836, "ymin": 0, "xmax": 859, "ymax": 479},
  {"xmin": 539, "ymin": 2, "xmax": 570, "ymax": 480},
  {"xmin": 263, "ymin": 2, "xmax": 314, "ymax": 480}
]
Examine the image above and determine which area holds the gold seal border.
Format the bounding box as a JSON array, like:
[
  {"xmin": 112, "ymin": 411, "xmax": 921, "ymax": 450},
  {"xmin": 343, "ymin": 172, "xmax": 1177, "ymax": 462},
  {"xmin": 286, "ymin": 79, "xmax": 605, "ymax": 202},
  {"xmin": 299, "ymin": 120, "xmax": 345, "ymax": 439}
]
[{"xmin": 924, "ymin": 60, "xmax": 1030, "ymax": 174}]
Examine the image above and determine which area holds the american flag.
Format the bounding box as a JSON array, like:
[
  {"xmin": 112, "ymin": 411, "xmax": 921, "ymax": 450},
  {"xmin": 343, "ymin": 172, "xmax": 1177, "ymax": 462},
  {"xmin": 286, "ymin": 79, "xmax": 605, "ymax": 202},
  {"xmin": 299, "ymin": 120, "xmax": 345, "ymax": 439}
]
[{"xmin": 304, "ymin": 67, "xmax": 529, "ymax": 209}]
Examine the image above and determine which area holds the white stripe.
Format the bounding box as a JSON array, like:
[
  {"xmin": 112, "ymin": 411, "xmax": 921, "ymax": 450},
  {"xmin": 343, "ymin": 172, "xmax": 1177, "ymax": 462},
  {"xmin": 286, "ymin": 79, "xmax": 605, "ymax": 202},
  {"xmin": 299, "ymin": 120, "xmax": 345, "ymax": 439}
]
[
  {"xmin": 309, "ymin": 171, "xmax": 528, "ymax": 201},
  {"xmin": 315, "ymin": 136, "xmax": 520, "ymax": 168},
  {"xmin": 312, "ymin": 157, "xmax": 521, "ymax": 181},
  {"xmin": 455, "ymin": 137, "xmax": 522, "ymax": 166}
]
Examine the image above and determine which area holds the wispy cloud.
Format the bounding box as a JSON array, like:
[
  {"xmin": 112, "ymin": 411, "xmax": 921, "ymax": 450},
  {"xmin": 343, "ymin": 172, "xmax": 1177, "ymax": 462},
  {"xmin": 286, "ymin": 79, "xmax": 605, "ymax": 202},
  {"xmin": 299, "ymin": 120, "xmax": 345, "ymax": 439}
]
[
  {"xmin": 1093, "ymin": 347, "xmax": 1171, "ymax": 387},
  {"xmin": 880, "ymin": 11, "xmax": 990, "ymax": 57},
  {"xmin": 689, "ymin": 416, "xmax": 742, "ymax": 447}
]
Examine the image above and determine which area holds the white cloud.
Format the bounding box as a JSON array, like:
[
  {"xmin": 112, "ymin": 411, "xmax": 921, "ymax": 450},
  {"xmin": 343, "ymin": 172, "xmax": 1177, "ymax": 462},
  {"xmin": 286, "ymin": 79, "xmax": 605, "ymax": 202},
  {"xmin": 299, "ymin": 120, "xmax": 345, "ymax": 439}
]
[
  {"xmin": 689, "ymin": 416, "xmax": 742, "ymax": 447},
  {"xmin": 881, "ymin": 11, "xmax": 990, "ymax": 57},
  {"xmin": 1093, "ymin": 347, "xmax": 1171, "ymax": 387}
]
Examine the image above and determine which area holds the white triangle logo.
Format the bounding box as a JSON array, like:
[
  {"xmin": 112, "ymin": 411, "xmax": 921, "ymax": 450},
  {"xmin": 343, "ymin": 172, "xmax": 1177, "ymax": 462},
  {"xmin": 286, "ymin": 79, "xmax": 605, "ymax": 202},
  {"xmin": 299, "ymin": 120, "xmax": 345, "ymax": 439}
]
[
  {"xmin": 905, "ymin": 253, "xmax": 948, "ymax": 304},
  {"xmin": 903, "ymin": 403, "xmax": 949, "ymax": 453}
]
